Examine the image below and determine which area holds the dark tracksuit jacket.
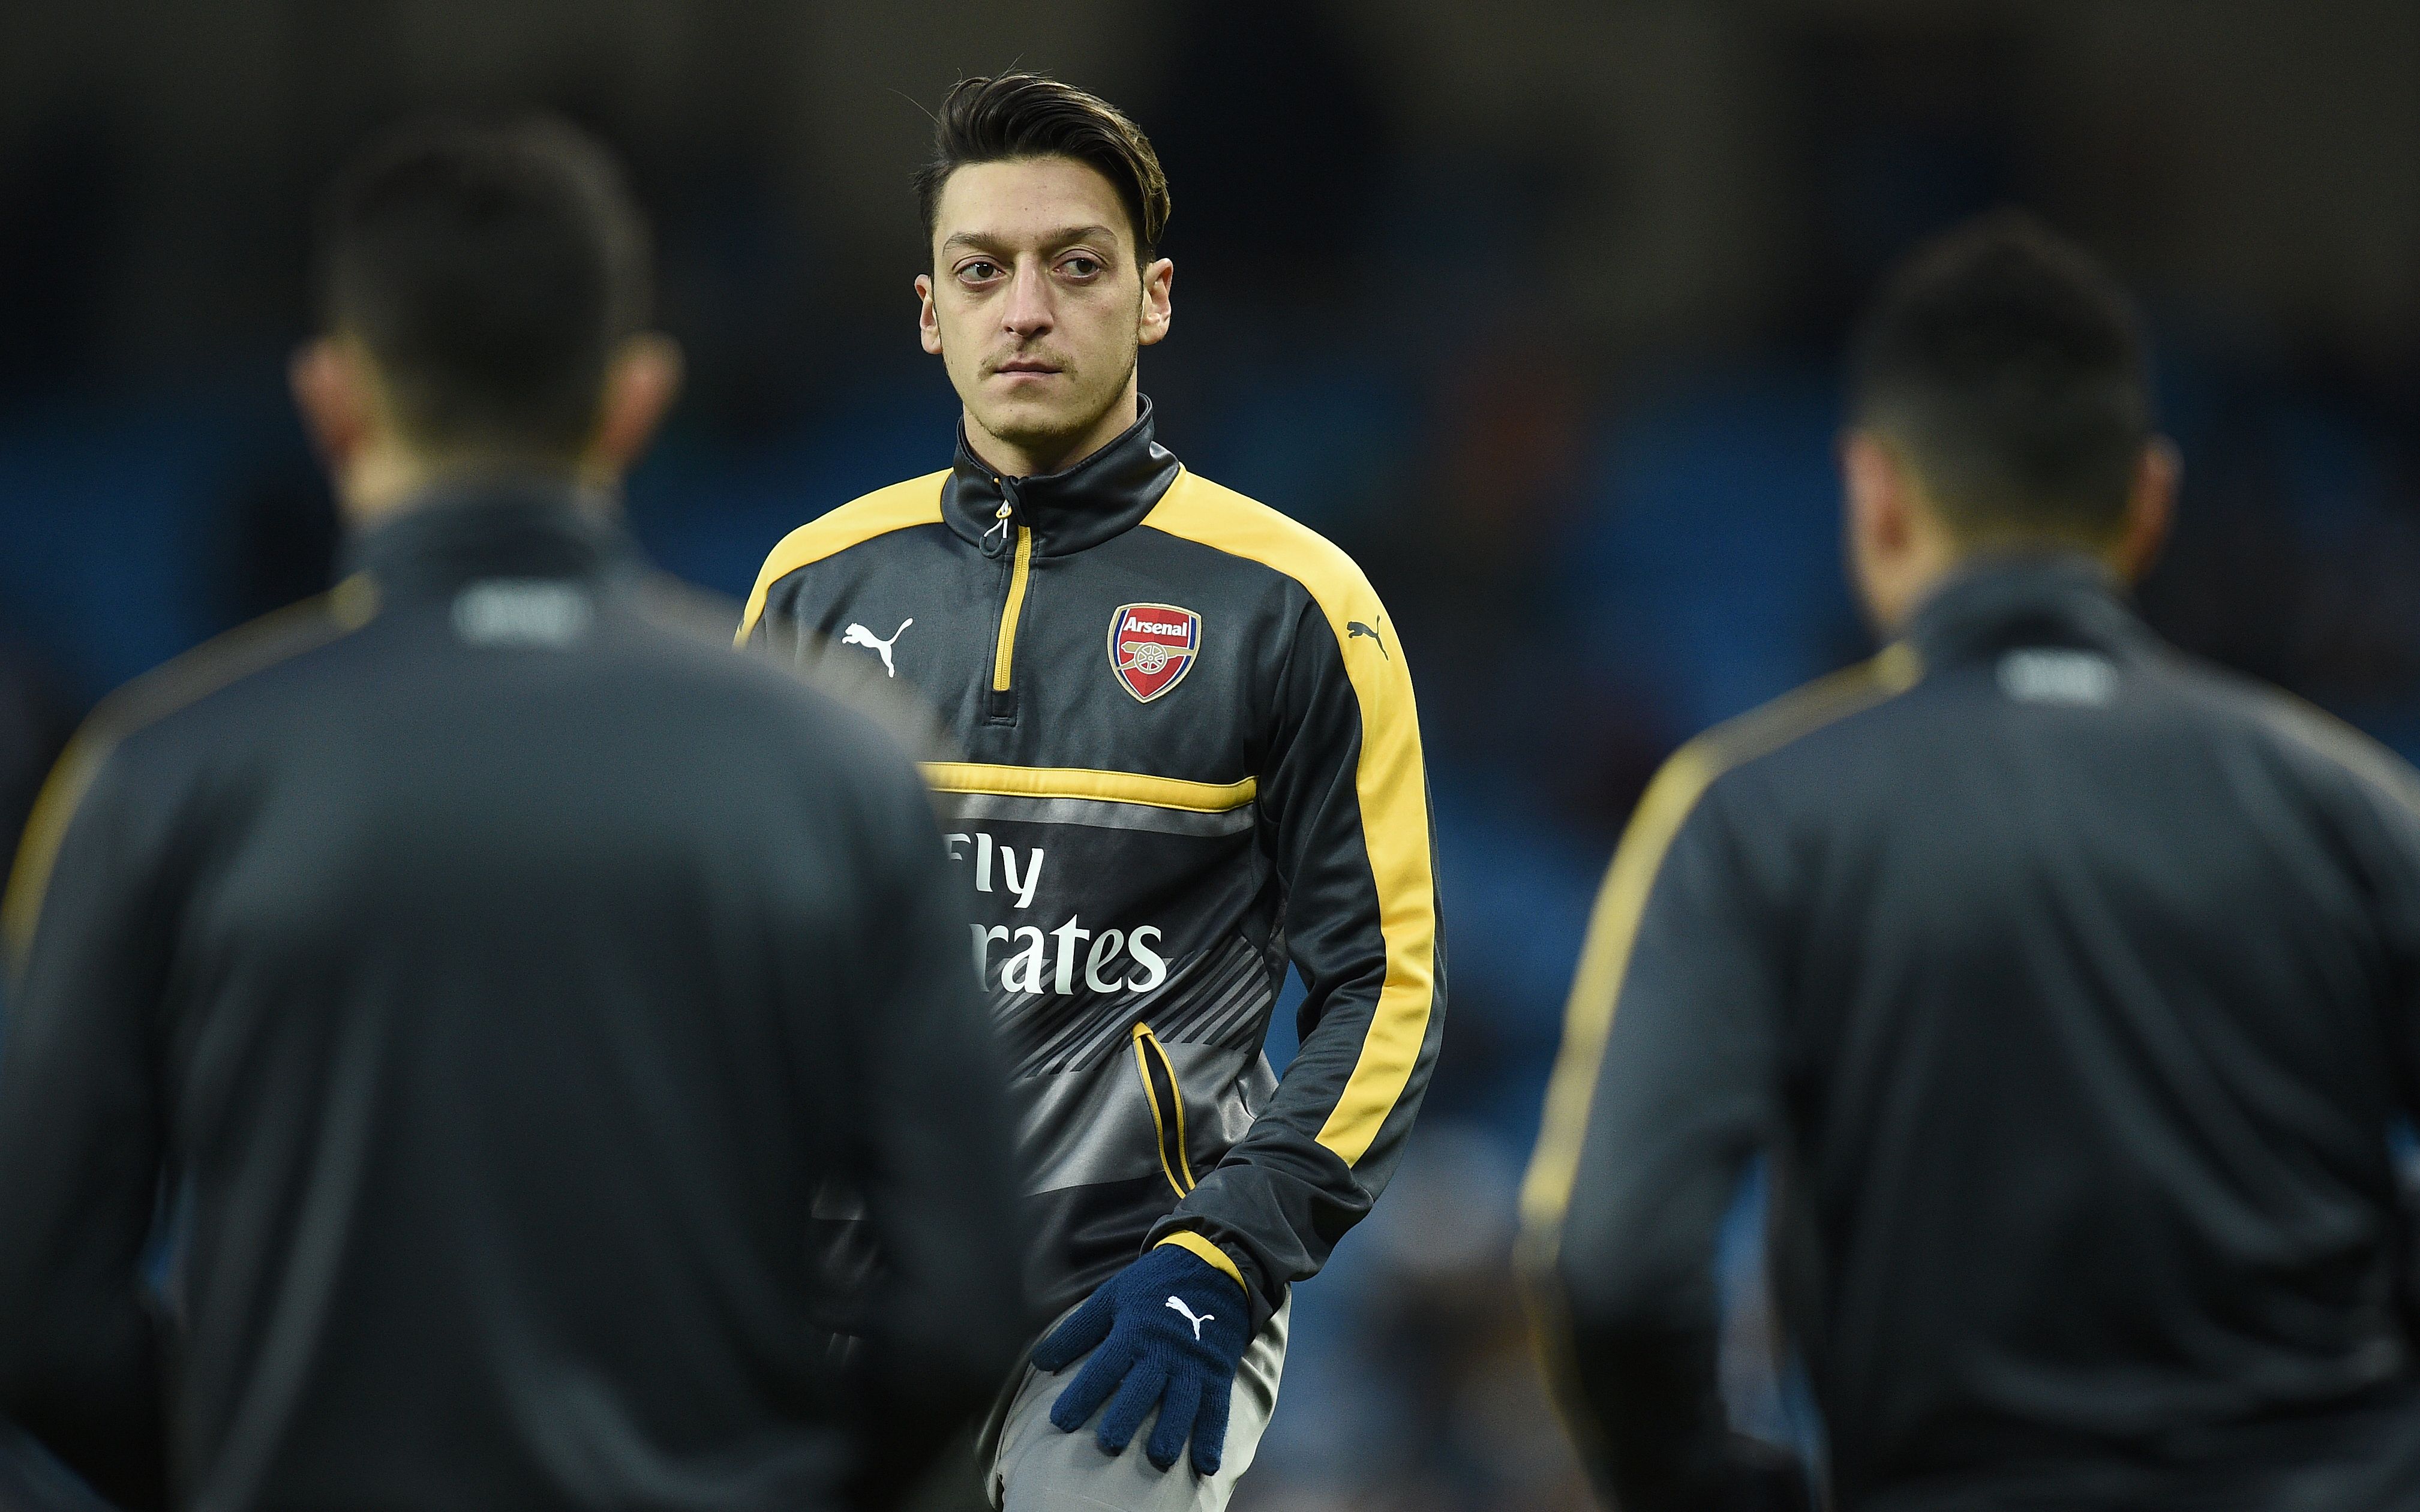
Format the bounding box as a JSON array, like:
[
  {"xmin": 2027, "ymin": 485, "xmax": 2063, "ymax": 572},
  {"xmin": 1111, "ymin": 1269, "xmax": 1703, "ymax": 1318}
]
[
  {"xmin": 1522, "ymin": 560, "xmax": 2420, "ymax": 1512},
  {"xmin": 738, "ymin": 400, "xmax": 1445, "ymax": 1330},
  {"xmin": 0, "ymin": 490, "xmax": 1029, "ymax": 1511}
]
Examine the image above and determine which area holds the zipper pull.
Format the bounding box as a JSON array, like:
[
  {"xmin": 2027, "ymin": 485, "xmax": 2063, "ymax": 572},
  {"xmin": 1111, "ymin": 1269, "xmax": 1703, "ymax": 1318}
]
[{"xmin": 984, "ymin": 497, "xmax": 1011, "ymax": 546}]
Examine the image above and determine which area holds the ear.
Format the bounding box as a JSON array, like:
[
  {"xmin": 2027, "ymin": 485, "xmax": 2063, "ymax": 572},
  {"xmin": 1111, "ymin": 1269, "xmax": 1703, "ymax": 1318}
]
[
  {"xmin": 1842, "ymin": 428, "xmax": 1912, "ymax": 559},
  {"xmin": 1840, "ymin": 427, "xmax": 1930, "ymax": 632},
  {"xmin": 290, "ymin": 338, "xmax": 376, "ymax": 472},
  {"xmin": 1137, "ymin": 256, "xmax": 1174, "ymax": 348},
  {"xmin": 589, "ymin": 333, "xmax": 684, "ymax": 474},
  {"xmin": 915, "ymin": 272, "xmax": 943, "ymax": 356},
  {"xmin": 2114, "ymin": 437, "xmax": 2179, "ymax": 583}
]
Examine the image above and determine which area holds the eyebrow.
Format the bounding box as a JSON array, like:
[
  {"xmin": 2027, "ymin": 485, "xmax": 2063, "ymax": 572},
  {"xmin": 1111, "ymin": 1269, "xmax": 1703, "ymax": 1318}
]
[{"xmin": 941, "ymin": 225, "xmax": 1121, "ymax": 257}]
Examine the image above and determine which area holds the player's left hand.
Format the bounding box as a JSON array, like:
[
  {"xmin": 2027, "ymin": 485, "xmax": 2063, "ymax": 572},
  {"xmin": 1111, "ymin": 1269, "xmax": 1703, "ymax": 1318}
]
[{"xmin": 1031, "ymin": 1242, "xmax": 1250, "ymax": 1475}]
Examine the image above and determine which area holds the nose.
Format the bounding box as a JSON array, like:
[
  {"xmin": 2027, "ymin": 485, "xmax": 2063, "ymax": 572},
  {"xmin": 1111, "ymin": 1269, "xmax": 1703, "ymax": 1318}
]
[{"xmin": 1002, "ymin": 258, "xmax": 1053, "ymax": 339}]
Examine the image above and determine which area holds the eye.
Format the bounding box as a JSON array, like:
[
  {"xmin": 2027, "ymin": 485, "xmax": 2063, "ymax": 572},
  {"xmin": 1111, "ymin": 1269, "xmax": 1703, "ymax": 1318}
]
[
  {"xmin": 954, "ymin": 258, "xmax": 1004, "ymax": 287},
  {"xmin": 1058, "ymin": 253, "xmax": 1104, "ymax": 281}
]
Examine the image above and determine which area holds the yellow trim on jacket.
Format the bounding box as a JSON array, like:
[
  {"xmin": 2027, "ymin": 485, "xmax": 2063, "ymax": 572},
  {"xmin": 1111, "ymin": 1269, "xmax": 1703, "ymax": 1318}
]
[
  {"xmin": 1142, "ymin": 468, "xmax": 1439, "ymax": 1168},
  {"xmin": 920, "ymin": 762, "xmax": 1257, "ymax": 814},
  {"xmin": 1154, "ymin": 1230, "xmax": 1249, "ymax": 1294},
  {"xmin": 1517, "ymin": 644, "xmax": 1924, "ymax": 1254},
  {"xmin": 3, "ymin": 576, "xmax": 381, "ymax": 973},
  {"xmin": 734, "ymin": 470, "xmax": 949, "ymax": 644}
]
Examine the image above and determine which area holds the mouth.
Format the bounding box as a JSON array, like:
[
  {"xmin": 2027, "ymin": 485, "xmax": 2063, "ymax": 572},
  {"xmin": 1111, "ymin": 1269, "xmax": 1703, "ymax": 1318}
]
[{"xmin": 992, "ymin": 357, "xmax": 1064, "ymax": 380}]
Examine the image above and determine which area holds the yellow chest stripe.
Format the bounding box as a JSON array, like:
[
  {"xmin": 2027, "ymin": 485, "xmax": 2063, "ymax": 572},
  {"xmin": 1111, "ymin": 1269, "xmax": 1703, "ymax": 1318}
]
[
  {"xmin": 921, "ymin": 762, "xmax": 1257, "ymax": 814},
  {"xmin": 991, "ymin": 525, "xmax": 1034, "ymax": 692}
]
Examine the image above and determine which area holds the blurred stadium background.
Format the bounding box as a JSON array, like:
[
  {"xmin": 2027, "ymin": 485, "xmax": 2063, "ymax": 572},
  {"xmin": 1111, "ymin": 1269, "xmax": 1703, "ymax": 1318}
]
[{"xmin": 2, "ymin": 4, "xmax": 2416, "ymax": 1509}]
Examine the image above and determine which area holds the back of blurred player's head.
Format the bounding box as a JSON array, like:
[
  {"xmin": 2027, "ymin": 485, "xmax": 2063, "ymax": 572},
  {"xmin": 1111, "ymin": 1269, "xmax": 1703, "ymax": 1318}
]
[
  {"xmin": 913, "ymin": 73, "xmax": 1171, "ymax": 263},
  {"xmin": 313, "ymin": 116, "xmax": 652, "ymax": 460},
  {"xmin": 1848, "ymin": 211, "xmax": 2154, "ymax": 549}
]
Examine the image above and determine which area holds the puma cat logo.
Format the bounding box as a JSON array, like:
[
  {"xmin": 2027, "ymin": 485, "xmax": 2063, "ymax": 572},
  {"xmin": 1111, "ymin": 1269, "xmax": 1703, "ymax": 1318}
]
[
  {"xmin": 840, "ymin": 618, "xmax": 913, "ymax": 677},
  {"xmin": 1347, "ymin": 621, "xmax": 1387, "ymax": 658},
  {"xmin": 1165, "ymin": 1295, "xmax": 1213, "ymax": 1340}
]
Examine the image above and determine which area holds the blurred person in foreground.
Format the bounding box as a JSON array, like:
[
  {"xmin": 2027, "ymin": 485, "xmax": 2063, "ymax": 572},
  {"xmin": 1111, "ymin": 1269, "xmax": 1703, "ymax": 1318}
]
[
  {"xmin": 0, "ymin": 116, "xmax": 1026, "ymax": 1511},
  {"xmin": 1521, "ymin": 212, "xmax": 2420, "ymax": 1512},
  {"xmin": 738, "ymin": 73, "xmax": 1443, "ymax": 1512}
]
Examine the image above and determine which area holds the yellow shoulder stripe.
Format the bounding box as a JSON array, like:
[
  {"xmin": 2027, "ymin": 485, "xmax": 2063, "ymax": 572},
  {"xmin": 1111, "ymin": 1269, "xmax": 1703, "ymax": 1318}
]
[
  {"xmin": 921, "ymin": 762, "xmax": 1256, "ymax": 814},
  {"xmin": 734, "ymin": 470, "xmax": 950, "ymax": 645},
  {"xmin": 1516, "ymin": 644, "xmax": 1923, "ymax": 1255},
  {"xmin": 1143, "ymin": 469, "xmax": 1438, "ymax": 1167},
  {"xmin": 3, "ymin": 576, "xmax": 380, "ymax": 972}
]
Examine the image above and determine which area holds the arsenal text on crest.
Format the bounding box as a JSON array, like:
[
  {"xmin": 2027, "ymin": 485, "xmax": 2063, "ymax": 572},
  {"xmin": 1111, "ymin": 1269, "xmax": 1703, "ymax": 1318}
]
[{"xmin": 1107, "ymin": 602, "xmax": 1201, "ymax": 704}]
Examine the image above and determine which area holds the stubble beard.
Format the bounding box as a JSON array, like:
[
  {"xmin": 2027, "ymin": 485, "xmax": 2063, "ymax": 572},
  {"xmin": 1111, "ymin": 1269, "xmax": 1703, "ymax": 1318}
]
[{"xmin": 977, "ymin": 343, "xmax": 1141, "ymax": 469}]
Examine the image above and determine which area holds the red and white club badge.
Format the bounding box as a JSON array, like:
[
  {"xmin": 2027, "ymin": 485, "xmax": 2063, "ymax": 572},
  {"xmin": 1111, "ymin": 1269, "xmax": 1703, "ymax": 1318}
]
[{"xmin": 1107, "ymin": 602, "xmax": 1201, "ymax": 703}]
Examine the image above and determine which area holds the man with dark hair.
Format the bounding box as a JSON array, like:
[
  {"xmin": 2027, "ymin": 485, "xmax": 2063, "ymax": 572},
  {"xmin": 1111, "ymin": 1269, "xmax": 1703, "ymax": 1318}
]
[
  {"xmin": 0, "ymin": 116, "xmax": 1028, "ymax": 1511},
  {"xmin": 1522, "ymin": 211, "xmax": 2420, "ymax": 1511},
  {"xmin": 740, "ymin": 73, "xmax": 1444, "ymax": 1512},
  {"xmin": 310, "ymin": 114, "xmax": 659, "ymax": 458}
]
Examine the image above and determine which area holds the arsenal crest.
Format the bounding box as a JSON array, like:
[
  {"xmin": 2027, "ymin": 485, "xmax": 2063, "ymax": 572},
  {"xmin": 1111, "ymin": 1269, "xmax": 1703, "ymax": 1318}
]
[{"xmin": 1108, "ymin": 602, "xmax": 1200, "ymax": 703}]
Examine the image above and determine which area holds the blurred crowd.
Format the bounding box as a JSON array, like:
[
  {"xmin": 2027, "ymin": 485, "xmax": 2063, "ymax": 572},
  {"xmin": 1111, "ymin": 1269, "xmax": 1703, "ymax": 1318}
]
[{"xmin": 2, "ymin": 4, "xmax": 2416, "ymax": 1508}]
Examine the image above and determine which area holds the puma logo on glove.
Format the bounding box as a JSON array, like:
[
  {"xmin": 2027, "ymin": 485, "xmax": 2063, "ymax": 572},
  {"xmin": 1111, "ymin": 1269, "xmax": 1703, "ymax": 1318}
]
[
  {"xmin": 1032, "ymin": 1242, "xmax": 1251, "ymax": 1476},
  {"xmin": 1164, "ymin": 1295, "xmax": 1213, "ymax": 1339}
]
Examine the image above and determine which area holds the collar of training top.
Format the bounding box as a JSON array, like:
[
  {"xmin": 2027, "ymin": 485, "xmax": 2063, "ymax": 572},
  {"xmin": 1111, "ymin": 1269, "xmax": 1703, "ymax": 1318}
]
[
  {"xmin": 1904, "ymin": 552, "xmax": 2152, "ymax": 671},
  {"xmin": 343, "ymin": 477, "xmax": 637, "ymax": 600},
  {"xmin": 941, "ymin": 394, "xmax": 1184, "ymax": 561}
]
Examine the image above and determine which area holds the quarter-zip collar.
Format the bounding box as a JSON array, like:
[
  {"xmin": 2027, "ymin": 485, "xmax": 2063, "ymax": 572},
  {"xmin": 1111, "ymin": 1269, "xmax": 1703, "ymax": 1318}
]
[
  {"xmin": 941, "ymin": 395, "xmax": 1183, "ymax": 560},
  {"xmin": 343, "ymin": 475, "xmax": 639, "ymax": 603},
  {"xmin": 1903, "ymin": 552, "xmax": 2154, "ymax": 672}
]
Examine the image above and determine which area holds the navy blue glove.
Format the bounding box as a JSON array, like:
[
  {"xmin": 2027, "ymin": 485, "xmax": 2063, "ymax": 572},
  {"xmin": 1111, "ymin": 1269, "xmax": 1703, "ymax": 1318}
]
[{"xmin": 1031, "ymin": 1242, "xmax": 1251, "ymax": 1475}]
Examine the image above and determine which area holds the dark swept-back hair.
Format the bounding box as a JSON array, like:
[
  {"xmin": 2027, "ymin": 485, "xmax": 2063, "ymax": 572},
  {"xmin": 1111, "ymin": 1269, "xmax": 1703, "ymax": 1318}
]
[
  {"xmin": 913, "ymin": 73, "xmax": 1171, "ymax": 260},
  {"xmin": 1848, "ymin": 211, "xmax": 2154, "ymax": 545},
  {"xmin": 313, "ymin": 115, "xmax": 652, "ymax": 456}
]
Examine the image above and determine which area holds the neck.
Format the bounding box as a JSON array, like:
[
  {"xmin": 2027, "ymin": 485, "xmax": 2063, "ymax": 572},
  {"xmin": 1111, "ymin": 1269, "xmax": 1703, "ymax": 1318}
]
[
  {"xmin": 962, "ymin": 378, "xmax": 1139, "ymax": 480},
  {"xmin": 1869, "ymin": 548, "xmax": 1963, "ymax": 636},
  {"xmin": 337, "ymin": 443, "xmax": 608, "ymax": 530},
  {"xmin": 1888, "ymin": 540, "xmax": 2123, "ymax": 633}
]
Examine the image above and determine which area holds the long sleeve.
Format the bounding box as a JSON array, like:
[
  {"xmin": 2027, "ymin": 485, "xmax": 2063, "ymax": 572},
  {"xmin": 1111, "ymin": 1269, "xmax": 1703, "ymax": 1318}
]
[
  {"xmin": 0, "ymin": 738, "xmax": 169, "ymax": 1511},
  {"xmin": 1518, "ymin": 755, "xmax": 1787, "ymax": 1511},
  {"xmin": 1151, "ymin": 590, "xmax": 1445, "ymax": 1324},
  {"xmin": 836, "ymin": 751, "xmax": 1035, "ymax": 1504}
]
